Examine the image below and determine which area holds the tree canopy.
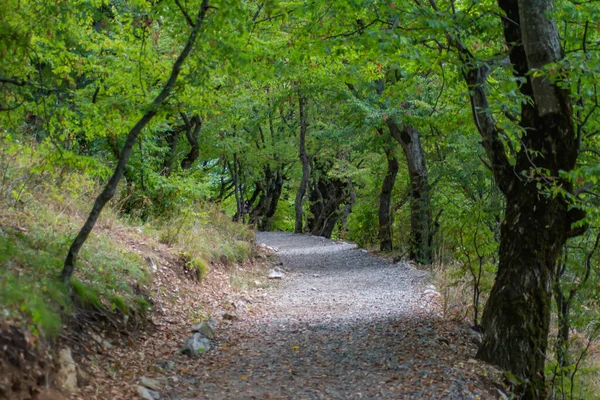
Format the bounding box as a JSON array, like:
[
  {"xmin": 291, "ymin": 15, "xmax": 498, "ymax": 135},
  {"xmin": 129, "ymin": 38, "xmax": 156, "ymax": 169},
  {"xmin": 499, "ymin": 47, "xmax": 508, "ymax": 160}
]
[{"xmin": 2, "ymin": 0, "xmax": 600, "ymax": 397}]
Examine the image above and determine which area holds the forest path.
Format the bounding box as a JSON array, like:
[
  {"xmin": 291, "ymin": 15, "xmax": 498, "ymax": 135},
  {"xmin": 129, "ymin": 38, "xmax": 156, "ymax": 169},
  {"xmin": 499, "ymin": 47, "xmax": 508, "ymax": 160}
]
[{"xmin": 164, "ymin": 232, "xmax": 496, "ymax": 399}]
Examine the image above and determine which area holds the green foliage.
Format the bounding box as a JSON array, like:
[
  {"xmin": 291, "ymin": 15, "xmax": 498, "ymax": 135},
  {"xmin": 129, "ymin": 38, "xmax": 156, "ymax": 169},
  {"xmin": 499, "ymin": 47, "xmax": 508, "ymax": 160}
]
[
  {"xmin": 2, "ymin": 0, "xmax": 600, "ymax": 395},
  {"xmin": 0, "ymin": 139, "xmax": 151, "ymax": 336},
  {"xmin": 71, "ymin": 280, "xmax": 103, "ymax": 310}
]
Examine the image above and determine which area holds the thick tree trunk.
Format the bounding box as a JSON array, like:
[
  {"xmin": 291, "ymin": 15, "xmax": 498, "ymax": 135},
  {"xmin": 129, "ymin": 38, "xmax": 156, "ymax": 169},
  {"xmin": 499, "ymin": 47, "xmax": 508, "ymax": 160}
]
[
  {"xmin": 294, "ymin": 92, "xmax": 309, "ymax": 233},
  {"xmin": 261, "ymin": 167, "xmax": 284, "ymax": 230},
  {"xmin": 308, "ymin": 178, "xmax": 346, "ymax": 238},
  {"xmin": 379, "ymin": 146, "xmax": 399, "ymax": 252},
  {"xmin": 60, "ymin": 1, "xmax": 210, "ymax": 284},
  {"xmin": 478, "ymin": 186, "xmax": 569, "ymax": 398},
  {"xmin": 448, "ymin": 0, "xmax": 581, "ymax": 396},
  {"xmin": 387, "ymin": 120, "xmax": 432, "ymax": 263}
]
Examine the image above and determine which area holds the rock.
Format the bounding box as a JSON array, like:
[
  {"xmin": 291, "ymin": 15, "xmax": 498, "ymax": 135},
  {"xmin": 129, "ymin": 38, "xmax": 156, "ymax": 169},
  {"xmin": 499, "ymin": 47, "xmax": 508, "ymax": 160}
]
[
  {"xmin": 180, "ymin": 333, "xmax": 211, "ymax": 357},
  {"xmin": 146, "ymin": 256, "xmax": 159, "ymax": 272},
  {"xmin": 76, "ymin": 365, "xmax": 89, "ymax": 387},
  {"xmin": 268, "ymin": 269, "xmax": 285, "ymax": 279},
  {"xmin": 139, "ymin": 376, "xmax": 162, "ymax": 391},
  {"xmin": 436, "ymin": 336, "xmax": 450, "ymax": 345},
  {"xmin": 154, "ymin": 359, "xmax": 175, "ymax": 372},
  {"xmin": 136, "ymin": 385, "xmax": 160, "ymax": 400},
  {"xmin": 190, "ymin": 321, "xmax": 215, "ymax": 339},
  {"xmin": 467, "ymin": 330, "xmax": 483, "ymax": 347},
  {"xmin": 222, "ymin": 312, "xmax": 238, "ymax": 321},
  {"xmin": 56, "ymin": 348, "xmax": 78, "ymax": 392},
  {"xmin": 486, "ymin": 365, "xmax": 505, "ymax": 386},
  {"xmin": 90, "ymin": 332, "xmax": 113, "ymax": 350}
]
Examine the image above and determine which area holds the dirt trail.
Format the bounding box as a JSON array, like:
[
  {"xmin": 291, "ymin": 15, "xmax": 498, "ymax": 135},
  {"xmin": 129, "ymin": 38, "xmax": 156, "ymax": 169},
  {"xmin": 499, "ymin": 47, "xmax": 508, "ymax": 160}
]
[{"xmin": 163, "ymin": 232, "xmax": 497, "ymax": 399}]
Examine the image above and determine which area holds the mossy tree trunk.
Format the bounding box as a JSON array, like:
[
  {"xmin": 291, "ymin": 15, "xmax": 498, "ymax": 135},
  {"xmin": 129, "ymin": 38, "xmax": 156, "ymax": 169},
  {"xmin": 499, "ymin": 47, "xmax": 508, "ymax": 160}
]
[{"xmin": 448, "ymin": 0, "xmax": 583, "ymax": 396}]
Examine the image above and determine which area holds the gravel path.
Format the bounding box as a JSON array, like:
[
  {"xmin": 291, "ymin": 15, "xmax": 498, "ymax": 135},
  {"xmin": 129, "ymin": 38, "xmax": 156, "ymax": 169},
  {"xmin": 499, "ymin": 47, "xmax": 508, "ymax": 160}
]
[{"xmin": 164, "ymin": 232, "xmax": 496, "ymax": 399}]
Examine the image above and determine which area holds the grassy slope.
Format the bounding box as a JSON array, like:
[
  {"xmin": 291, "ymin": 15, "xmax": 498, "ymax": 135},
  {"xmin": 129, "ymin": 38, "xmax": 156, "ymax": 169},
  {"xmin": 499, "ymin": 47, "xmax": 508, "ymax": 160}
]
[{"xmin": 0, "ymin": 140, "xmax": 254, "ymax": 342}]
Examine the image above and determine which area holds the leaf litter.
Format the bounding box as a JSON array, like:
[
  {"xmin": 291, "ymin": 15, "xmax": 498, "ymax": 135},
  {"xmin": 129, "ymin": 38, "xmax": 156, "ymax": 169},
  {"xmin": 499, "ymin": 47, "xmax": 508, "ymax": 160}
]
[{"xmin": 73, "ymin": 232, "xmax": 503, "ymax": 399}]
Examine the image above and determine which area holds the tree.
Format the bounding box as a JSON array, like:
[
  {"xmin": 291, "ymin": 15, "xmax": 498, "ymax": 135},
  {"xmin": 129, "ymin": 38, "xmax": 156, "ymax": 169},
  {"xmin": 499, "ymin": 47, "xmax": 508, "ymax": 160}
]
[
  {"xmin": 60, "ymin": 1, "xmax": 211, "ymax": 284},
  {"xmin": 378, "ymin": 135, "xmax": 399, "ymax": 252},
  {"xmin": 430, "ymin": 0, "xmax": 584, "ymax": 395},
  {"xmin": 294, "ymin": 90, "xmax": 310, "ymax": 233}
]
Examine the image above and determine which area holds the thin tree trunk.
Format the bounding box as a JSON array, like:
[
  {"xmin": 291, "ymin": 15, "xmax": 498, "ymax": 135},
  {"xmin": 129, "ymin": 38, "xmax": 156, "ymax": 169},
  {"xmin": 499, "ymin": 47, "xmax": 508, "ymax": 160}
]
[
  {"xmin": 180, "ymin": 113, "xmax": 202, "ymax": 170},
  {"xmin": 294, "ymin": 91, "xmax": 309, "ymax": 233},
  {"xmin": 387, "ymin": 120, "xmax": 432, "ymax": 263},
  {"xmin": 379, "ymin": 145, "xmax": 399, "ymax": 252},
  {"xmin": 231, "ymin": 155, "xmax": 243, "ymax": 222},
  {"xmin": 161, "ymin": 128, "xmax": 180, "ymax": 177},
  {"xmin": 60, "ymin": 1, "xmax": 210, "ymax": 284},
  {"xmin": 339, "ymin": 179, "xmax": 356, "ymax": 235}
]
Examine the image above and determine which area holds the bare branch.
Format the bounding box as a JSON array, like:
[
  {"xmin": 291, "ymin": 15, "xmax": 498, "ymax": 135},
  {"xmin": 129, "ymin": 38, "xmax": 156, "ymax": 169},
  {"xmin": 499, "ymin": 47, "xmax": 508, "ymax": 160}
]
[{"xmin": 174, "ymin": 0, "xmax": 194, "ymax": 27}]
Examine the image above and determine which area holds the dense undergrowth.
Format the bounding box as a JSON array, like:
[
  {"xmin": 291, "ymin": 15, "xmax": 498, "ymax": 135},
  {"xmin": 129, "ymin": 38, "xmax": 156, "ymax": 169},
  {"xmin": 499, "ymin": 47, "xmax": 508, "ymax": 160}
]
[{"xmin": 0, "ymin": 137, "xmax": 254, "ymax": 340}]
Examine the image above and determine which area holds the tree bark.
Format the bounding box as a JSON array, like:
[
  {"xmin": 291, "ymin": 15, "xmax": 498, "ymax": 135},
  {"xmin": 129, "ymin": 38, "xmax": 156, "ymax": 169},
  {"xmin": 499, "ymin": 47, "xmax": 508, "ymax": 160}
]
[
  {"xmin": 379, "ymin": 145, "xmax": 399, "ymax": 252},
  {"xmin": 387, "ymin": 120, "xmax": 432, "ymax": 263},
  {"xmin": 339, "ymin": 179, "xmax": 356, "ymax": 236},
  {"xmin": 294, "ymin": 91, "xmax": 309, "ymax": 233},
  {"xmin": 307, "ymin": 174, "xmax": 348, "ymax": 238},
  {"xmin": 161, "ymin": 128, "xmax": 180, "ymax": 177},
  {"xmin": 449, "ymin": 0, "xmax": 581, "ymax": 396},
  {"xmin": 180, "ymin": 113, "xmax": 202, "ymax": 170},
  {"xmin": 60, "ymin": 1, "xmax": 210, "ymax": 284}
]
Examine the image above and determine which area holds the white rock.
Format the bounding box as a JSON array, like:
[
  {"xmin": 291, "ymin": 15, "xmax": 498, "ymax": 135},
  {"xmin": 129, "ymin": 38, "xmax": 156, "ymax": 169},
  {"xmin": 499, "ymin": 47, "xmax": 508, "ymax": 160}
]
[
  {"xmin": 268, "ymin": 269, "xmax": 285, "ymax": 279},
  {"xmin": 136, "ymin": 385, "xmax": 160, "ymax": 400},
  {"xmin": 140, "ymin": 376, "xmax": 162, "ymax": 391},
  {"xmin": 190, "ymin": 321, "xmax": 215, "ymax": 339},
  {"xmin": 180, "ymin": 333, "xmax": 211, "ymax": 357},
  {"xmin": 57, "ymin": 348, "xmax": 78, "ymax": 391}
]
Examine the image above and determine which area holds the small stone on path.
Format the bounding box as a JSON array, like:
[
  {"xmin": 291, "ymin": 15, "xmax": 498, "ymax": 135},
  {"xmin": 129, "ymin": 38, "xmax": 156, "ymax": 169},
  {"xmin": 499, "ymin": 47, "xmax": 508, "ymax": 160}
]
[
  {"xmin": 180, "ymin": 333, "xmax": 211, "ymax": 357},
  {"xmin": 190, "ymin": 321, "xmax": 215, "ymax": 339},
  {"xmin": 268, "ymin": 269, "xmax": 285, "ymax": 279},
  {"xmin": 139, "ymin": 376, "xmax": 162, "ymax": 391},
  {"xmin": 136, "ymin": 385, "xmax": 160, "ymax": 400}
]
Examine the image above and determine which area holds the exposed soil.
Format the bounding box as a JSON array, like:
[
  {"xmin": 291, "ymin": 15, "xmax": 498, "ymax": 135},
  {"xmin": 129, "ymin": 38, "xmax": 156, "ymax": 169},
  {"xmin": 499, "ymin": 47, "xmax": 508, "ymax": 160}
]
[{"xmin": 159, "ymin": 232, "xmax": 500, "ymax": 399}]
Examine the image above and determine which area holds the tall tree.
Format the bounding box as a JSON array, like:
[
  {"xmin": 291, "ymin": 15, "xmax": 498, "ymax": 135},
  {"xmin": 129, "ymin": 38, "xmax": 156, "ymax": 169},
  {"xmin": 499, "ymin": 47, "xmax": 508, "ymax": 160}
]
[
  {"xmin": 431, "ymin": 0, "xmax": 584, "ymax": 395},
  {"xmin": 386, "ymin": 120, "xmax": 433, "ymax": 263},
  {"xmin": 60, "ymin": 1, "xmax": 210, "ymax": 284}
]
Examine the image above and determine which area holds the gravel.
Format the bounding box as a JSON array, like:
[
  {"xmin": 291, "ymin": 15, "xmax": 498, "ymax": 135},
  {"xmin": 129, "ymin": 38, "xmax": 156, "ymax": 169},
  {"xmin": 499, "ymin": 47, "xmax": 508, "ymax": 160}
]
[
  {"xmin": 164, "ymin": 232, "xmax": 496, "ymax": 400},
  {"xmin": 260, "ymin": 232, "xmax": 430, "ymax": 321}
]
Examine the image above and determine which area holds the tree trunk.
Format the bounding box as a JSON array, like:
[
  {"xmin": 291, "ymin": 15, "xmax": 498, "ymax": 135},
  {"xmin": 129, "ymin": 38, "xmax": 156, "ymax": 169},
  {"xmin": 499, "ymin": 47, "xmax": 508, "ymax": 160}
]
[
  {"xmin": 60, "ymin": 1, "xmax": 210, "ymax": 284},
  {"xmin": 294, "ymin": 91, "xmax": 309, "ymax": 233},
  {"xmin": 448, "ymin": 0, "xmax": 581, "ymax": 396},
  {"xmin": 261, "ymin": 167, "xmax": 284, "ymax": 230},
  {"xmin": 180, "ymin": 113, "xmax": 202, "ymax": 170},
  {"xmin": 387, "ymin": 120, "xmax": 432, "ymax": 263},
  {"xmin": 379, "ymin": 145, "xmax": 399, "ymax": 252},
  {"xmin": 339, "ymin": 179, "xmax": 356, "ymax": 236},
  {"xmin": 161, "ymin": 128, "xmax": 180, "ymax": 177}
]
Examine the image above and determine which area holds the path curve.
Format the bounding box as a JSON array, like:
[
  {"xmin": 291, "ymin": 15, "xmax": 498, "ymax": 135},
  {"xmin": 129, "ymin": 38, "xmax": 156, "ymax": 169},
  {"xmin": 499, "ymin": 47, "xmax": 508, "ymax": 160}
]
[{"xmin": 165, "ymin": 232, "xmax": 496, "ymax": 399}]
